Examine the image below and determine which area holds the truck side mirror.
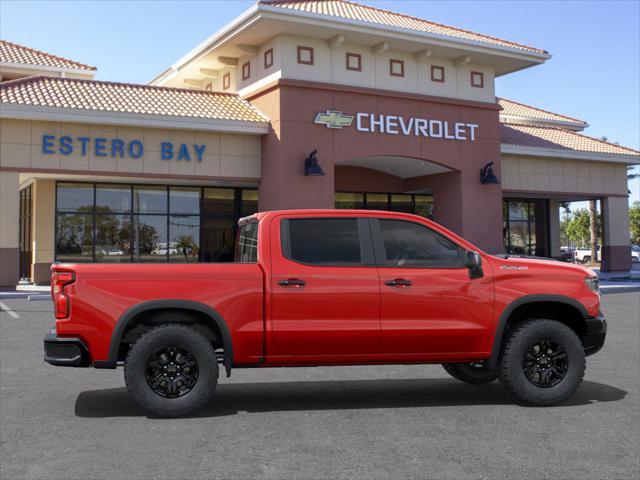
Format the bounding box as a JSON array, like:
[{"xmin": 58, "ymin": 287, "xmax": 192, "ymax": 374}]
[{"xmin": 464, "ymin": 250, "xmax": 484, "ymax": 279}]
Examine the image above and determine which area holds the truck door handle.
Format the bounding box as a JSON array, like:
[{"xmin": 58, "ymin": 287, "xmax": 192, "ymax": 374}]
[
  {"xmin": 278, "ymin": 278, "xmax": 306, "ymax": 287},
  {"xmin": 385, "ymin": 278, "xmax": 412, "ymax": 287}
]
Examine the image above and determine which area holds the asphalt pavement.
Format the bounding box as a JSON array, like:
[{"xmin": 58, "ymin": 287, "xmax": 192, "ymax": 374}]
[{"xmin": 1, "ymin": 292, "xmax": 638, "ymax": 480}]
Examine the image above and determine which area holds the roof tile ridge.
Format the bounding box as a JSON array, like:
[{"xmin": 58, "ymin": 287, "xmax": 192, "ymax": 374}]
[
  {"xmin": 0, "ymin": 39, "xmax": 97, "ymax": 70},
  {"xmin": 260, "ymin": 0, "xmax": 547, "ymax": 54},
  {"xmin": 497, "ymin": 97, "xmax": 587, "ymax": 124}
]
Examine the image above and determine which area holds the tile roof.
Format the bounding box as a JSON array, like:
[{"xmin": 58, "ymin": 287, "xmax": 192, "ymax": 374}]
[
  {"xmin": 501, "ymin": 123, "xmax": 639, "ymax": 157},
  {"xmin": 498, "ymin": 98, "xmax": 587, "ymax": 128},
  {"xmin": 0, "ymin": 40, "xmax": 96, "ymax": 71},
  {"xmin": 260, "ymin": 0, "xmax": 547, "ymax": 54},
  {"xmin": 0, "ymin": 76, "xmax": 269, "ymax": 124}
]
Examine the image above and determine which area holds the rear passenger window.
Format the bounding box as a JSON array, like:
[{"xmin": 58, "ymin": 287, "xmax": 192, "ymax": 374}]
[
  {"xmin": 235, "ymin": 221, "xmax": 259, "ymax": 262},
  {"xmin": 284, "ymin": 218, "xmax": 362, "ymax": 265},
  {"xmin": 379, "ymin": 219, "xmax": 462, "ymax": 268}
]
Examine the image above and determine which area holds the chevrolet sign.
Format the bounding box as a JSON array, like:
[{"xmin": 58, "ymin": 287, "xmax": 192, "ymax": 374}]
[{"xmin": 314, "ymin": 110, "xmax": 479, "ymax": 142}]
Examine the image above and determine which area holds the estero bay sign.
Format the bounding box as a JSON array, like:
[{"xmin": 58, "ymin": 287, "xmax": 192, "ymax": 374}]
[
  {"xmin": 41, "ymin": 135, "xmax": 207, "ymax": 161},
  {"xmin": 315, "ymin": 110, "xmax": 479, "ymax": 141}
]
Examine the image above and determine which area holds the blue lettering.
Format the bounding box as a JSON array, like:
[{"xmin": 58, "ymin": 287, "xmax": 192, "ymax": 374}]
[
  {"xmin": 129, "ymin": 140, "xmax": 144, "ymax": 159},
  {"xmin": 161, "ymin": 142, "xmax": 173, "ymax": 160},
  {"xmin": 111, "ymin": 138, "xmax": 124, "ymax": 158},
  {"xmin": 177, "ymin": 144, "xmax": 191, "ymax": 161},
  {"xmin": 111, "ymin": 139, "xmax": 125, "ymax": 157},
  {"xmin": 77, "ymin": 137, "xmax": 90, "ymax": 156},
  {"xmin": 94, "ymin": 138, "xmax": 107, "ymax": 157},
  {"xmin": 42, "ymin": 135, "xmax": 55, "ymax": 154},
  {"xmin": 59, "ymin": 136, "xmax": 73, "ymax": 155},
  {"xmin": 193, "ymin": 144, "xmax": 206, "ymax": 162}
]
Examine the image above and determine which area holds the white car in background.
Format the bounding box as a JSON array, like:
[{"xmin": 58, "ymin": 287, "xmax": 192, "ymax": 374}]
[
  {"xmin": 574, "ymin": 247, "xmax": 601, "ymax": 263},
  {"xmin": 575, "ymin": 245, "xmax": 639, "ymax": 264}
]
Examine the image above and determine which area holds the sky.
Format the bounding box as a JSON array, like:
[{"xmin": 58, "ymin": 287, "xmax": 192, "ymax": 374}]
[{"xmin": 1, "ymin": 0, "xmax": 638, "ymax": 205}]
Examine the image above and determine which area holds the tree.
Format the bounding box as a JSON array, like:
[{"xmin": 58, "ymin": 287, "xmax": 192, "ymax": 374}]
[
  {"xmin": 630, "ymin": 201, "xmax": 640, "ymax": 245},
  {"xmin": 565, "ymin": 208, "xmax": 601, "ymax": 247}
]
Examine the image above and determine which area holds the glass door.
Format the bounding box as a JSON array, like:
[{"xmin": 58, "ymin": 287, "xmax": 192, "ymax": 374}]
[{"xmin": 19, "ymin": 185, "xmax": 33, "ymax": 281}]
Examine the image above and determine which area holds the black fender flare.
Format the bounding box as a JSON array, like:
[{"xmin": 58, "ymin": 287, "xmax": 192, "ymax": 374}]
[
  {"xmin": 488, "ymin": 294, "xmax": 588, "ymax": 369},
  {"xmin": 94, "ymin": 300, "xmax": 233, "ymax": 376}
]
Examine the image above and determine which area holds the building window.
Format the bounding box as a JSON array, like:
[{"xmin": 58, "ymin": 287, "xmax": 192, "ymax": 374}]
[
  {"xmin": 431, "ymin": 65, "xmax": 445, "ymax": 83},
  {"xmin": 242, "ymin": 61, "xmax": 251, "ymax": 81},
  {"xmin": 346, "ymin": 52, "xmax": 362, "ymax": 71},
  {"xmin": 222, "ymin": 72, "xmax": 231, "ymax": 90},
  {"xmin": 390, "ymin": 59, "xmax": 404, "ymax": 77},
  {"xmin": 264, "ymin": 48, "xmax": 273, "ymax": 69},
  {"xmin": 503, "ymin": 198, "xmax": 549, "ymax": 257},
  {"xmin": 55, "ymin": 182, "xmax": 258, "ymax": 264},
  {"xmin": 19, "ymin": 185, "xmax": 33, "ymax": 280},
  {"xmin": 470, "ymin": 71, "xmax": 484, "ymax": 88},
  {"xmin": 297, "ymin": 46, "xmax": 314, "ymax": 65},
  {"xmin": 335, "ymin": 192, "xmax": 433, "ymax": 219}
]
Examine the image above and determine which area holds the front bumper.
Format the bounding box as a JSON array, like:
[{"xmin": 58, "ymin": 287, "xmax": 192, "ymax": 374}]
[
  {"xmin": 583, "ymin": 312, "xmax": 607, "ymax": 356},
  {"xmin": 44, "ymin": 330, "xmax": 90, "ymax": 367}
]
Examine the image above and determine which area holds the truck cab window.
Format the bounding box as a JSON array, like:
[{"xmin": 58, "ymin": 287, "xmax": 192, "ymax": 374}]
[
  {"xmin": 235, "ymin": 222, "xmax": 259, "ymax": 262},
  {"xmin": 379, "ymin": 219, "xmax": 462, "ymax": 268},
  {"xmin": 284, "ymin": 218, "xmax": 362, "ymax": 265}
]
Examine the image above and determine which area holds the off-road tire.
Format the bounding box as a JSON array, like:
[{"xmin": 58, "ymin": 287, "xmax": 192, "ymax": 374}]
[
  {"xmin": 499, "ymin": 319, "xmax": 585, "ymax": 406},
  {"xmin": 124, "ymin": 324, "xmax": 218, "ymax": 418},
  {"xmin": 442, "ymin": 362, "xmax": 497, "ymax": 385}
]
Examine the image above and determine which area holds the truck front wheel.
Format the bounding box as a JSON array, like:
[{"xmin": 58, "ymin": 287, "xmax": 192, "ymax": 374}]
[
  {"xmin": 124, "ymin": 324, "xmax": 219, "ymax": 417},
  {"xmin": 499, "ymin": 319, "xmax": 585, "ymax": 406},
  {"xmin": 442, "ymin": 362, "xmax": 497, "ymax": 385}
]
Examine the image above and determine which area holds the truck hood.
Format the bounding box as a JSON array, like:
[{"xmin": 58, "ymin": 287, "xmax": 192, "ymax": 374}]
[{"xmin": 488, "ymin": 255, "xmax": 597, "ymax": 277}]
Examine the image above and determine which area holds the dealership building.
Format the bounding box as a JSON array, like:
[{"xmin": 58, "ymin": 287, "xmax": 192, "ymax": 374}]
[{"xmin": 1, "ymin": 0, "xmax": 638, "ymax": 286}]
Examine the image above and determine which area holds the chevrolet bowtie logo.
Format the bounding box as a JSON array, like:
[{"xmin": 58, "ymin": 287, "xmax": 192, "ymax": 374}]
[{"xmin": 314, "ymin": 110, "xmax": 354, "ymax": 129}]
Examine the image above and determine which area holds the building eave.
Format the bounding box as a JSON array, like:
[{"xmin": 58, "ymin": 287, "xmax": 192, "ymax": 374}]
[
  {"xmin": 501, "ymin": 144, "xmax": 640, "ymax": 165},
  {"xmin": 0, "ymin": 103, "xmax": 270, "ymax": 135},
  {"xmin": 0, "ymin": 61, "xmax": 96, "ymax": 77},
  {"xmin": 500, "ymin": 115, "xmax": 588, "ymax": 132},
  {"xmin": 258, "ymin": 4, "xmax": 551, "ymax": 63},
  {"xmin": 151, "ymin": 2, "xmax": 550, "ymax": 85}
]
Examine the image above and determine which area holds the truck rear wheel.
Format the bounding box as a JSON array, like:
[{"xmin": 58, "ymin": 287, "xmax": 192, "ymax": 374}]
[
  {"xmin": 124, "ymin": 324, "xmax": 218, "ymax": 418},
  {"xmin": 499, "ymin": 319, "xmax": 585, "ymax": 406},
  {"xmin": 442, "ymin": 362, "xmax": 497, "ymax": 385}
]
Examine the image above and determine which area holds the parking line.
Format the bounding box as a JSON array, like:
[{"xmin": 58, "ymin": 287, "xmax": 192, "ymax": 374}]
[{"xmin": 0, "ymin": 301, "xmax": 20, "ymax": 319}]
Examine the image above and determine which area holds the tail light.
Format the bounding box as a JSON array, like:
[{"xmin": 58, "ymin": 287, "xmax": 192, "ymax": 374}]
[{"xmin": 51, "ymin": 271, "xmax": 75, "ymax": 319}]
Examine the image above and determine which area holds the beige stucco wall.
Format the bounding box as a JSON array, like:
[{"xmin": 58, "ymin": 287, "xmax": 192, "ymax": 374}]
[
  {"xmin": 237, "ymin": 34, "xmax": 495, "ymax": 102},
  {"xmin": 0, "ymin": 170, "xmax": 19, "ymax": 249},
  {"xmin": 32, "ymin": 179, "xmax": 54, "ymax": 264},
  {"xmin": 0, "ymin": 119, "xmax": 262, "ymax": 179},
  {"xmin": 502, "ymin": 154, "xmax": 628, "ymax": 195}
]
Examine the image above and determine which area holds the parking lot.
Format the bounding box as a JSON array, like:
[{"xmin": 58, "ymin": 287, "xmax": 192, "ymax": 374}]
[{"xmin": 1, "ymin": 291, "xmax": 638, "ymax": 480}]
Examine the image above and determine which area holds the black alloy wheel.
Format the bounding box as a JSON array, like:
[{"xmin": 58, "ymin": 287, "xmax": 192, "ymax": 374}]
[
  {"xmin": 145, "ymin": 346, "xmax": 199, "ymax": 398},
  {"xmin": 522, "ymin": 339, "xmax": 568, "ymax": 388}
]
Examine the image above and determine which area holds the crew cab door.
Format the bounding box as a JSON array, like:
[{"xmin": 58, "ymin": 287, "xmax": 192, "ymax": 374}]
[
  {"xmin": 268, "ymin": 216, "xmax": 381, "ymax": 358},
  {"xmin": 371, "ymin": 218, "xmax": 494, "ymax": 357}
]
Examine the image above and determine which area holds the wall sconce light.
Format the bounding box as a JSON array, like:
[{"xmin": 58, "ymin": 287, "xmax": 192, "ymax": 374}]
[
  {"xmin": 304, "ymin": 149, "xmax": 325, "ymax": 176},
  {"xmin": 480, "ymin": 161, "xmax": 500, "ymax": 184}
]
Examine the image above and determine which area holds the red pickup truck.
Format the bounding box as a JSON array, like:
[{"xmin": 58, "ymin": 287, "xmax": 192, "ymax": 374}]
[{"xmin": 45, "ymin": 210, "xmax": 606, "ymax": 417}]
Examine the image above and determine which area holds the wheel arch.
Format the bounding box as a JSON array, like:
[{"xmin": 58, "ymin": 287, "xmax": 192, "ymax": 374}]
[
  {"xmin": 488, "ymin": 295, "xmax": 588, "ymax": 369},
  {"xmin": 95, "ymin": 300, "xmax": 234, "ymax": 377}
]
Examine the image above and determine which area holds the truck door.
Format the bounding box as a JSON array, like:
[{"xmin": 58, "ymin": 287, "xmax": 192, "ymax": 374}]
[
  {"xmin": 268, "ymin": 216, "xmax": 381, "ymax": 358},
  {"xmin": 372, "ymin": 218, "xmax": 494, "ymax": 357}
]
